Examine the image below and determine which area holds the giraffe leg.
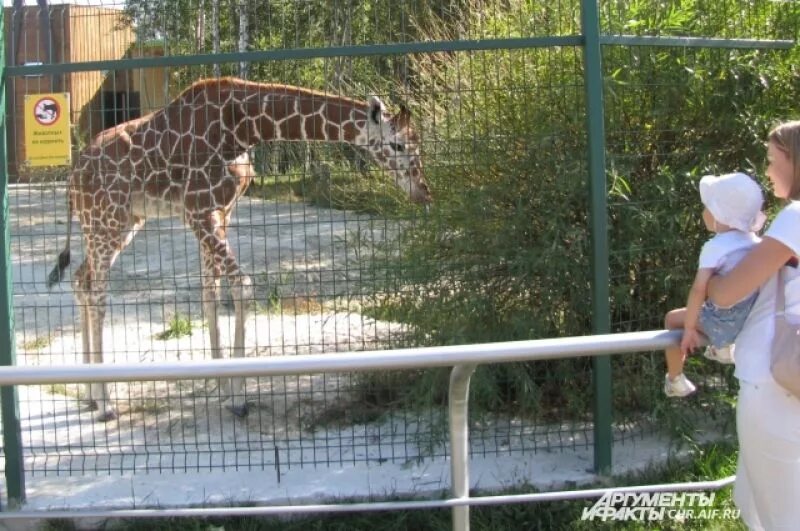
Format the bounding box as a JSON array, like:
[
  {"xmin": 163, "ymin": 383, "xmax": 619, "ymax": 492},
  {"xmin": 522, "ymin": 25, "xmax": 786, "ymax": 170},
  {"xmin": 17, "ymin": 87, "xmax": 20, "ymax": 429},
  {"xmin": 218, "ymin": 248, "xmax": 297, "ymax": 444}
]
[
  {"xmin": 74, "ymin": 217, "xmax": 141, "ymax": 422},
  {"xmin": 199, "ymin": 252, "xmax": 226, "ymax": 394},
  {"xmin": 223, "ymin": 164, "xmax": 256, "ymax": 414},
  {"xmin": 88, "ymin": 277, "xmax": 116, "ymax": 422},
  {"xmin": 74, "ymin": 263, "xmax": 96, "ymax": 411},
  {"xmin": 73, "ymin": 259, "xmax": 116, "ymax": 422},
  {"xmin": 192, "ymin": 216, "xmax": 250, "ymax": 417},
  {"xmin": 228, "ymin": 271, "xmax": 253, "ymax": 417}
]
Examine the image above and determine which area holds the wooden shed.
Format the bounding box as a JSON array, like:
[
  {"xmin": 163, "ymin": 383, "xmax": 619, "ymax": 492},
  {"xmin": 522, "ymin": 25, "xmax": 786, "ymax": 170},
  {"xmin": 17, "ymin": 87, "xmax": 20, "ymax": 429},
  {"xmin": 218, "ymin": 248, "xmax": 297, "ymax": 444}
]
[{"xmin": 3, "ymin": 3, "xmax": 170, "ymax": 181}]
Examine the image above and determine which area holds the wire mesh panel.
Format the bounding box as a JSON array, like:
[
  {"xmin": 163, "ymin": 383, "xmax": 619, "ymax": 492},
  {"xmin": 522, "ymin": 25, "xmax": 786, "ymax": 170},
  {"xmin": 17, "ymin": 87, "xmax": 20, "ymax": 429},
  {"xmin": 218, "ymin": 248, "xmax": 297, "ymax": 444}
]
[
  {"xmin": 603, "ymin": 3, "xmax": 800, "ymax": 444},
  {"xmin": 1, "ymin": 0, "xmax": 798, "ymax": 495},
  {"xmin": 3, "ymin": 0, "xmax": 591, "ymax": 482}
]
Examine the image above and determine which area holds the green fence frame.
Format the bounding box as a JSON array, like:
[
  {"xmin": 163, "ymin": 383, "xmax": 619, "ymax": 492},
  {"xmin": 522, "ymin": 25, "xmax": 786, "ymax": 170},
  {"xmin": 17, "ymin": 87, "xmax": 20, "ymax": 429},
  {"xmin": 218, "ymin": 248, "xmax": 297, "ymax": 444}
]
[
  {"xmin": 581, "ymin": 0, "xmax": 612, "ymax": 475},
  {"xmin": 0, "ymin": 0, "xmax": 794, "ymax": 507},
  {"xmin": 0, "ymin": 5, "xmax": 25, "ymax": 510}
]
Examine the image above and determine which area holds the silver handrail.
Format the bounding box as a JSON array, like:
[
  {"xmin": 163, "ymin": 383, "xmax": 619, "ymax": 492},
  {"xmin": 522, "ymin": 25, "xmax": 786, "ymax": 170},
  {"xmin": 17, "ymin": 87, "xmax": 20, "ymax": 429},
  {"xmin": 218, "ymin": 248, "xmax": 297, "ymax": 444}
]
[
  {"xmin": 0, "ymin": 330, "xmax": 682, "ymax": 384},
  {"xmin": 0, "ymin": 329, "xmax": 714, "ymax": 531}
]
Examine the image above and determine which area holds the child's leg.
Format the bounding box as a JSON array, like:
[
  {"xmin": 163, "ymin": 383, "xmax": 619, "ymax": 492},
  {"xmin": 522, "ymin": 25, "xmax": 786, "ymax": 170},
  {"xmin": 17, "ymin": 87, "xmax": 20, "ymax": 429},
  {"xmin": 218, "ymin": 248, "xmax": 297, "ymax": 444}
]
[
  {"xmin": 664, "ymin": 308, "xmax": 699, "ymax": 397},
  {"xmin": 665, "ymin": 308, "xmax": 687, "ymax": 379}
]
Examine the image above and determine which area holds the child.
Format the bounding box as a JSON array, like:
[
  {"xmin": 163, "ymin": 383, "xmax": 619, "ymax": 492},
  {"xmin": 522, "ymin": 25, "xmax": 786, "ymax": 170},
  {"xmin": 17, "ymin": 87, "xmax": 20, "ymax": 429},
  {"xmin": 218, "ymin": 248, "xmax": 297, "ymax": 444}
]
[{"xmin": 663, "ymin": 172, "xmax": 766, "ymax": 397}]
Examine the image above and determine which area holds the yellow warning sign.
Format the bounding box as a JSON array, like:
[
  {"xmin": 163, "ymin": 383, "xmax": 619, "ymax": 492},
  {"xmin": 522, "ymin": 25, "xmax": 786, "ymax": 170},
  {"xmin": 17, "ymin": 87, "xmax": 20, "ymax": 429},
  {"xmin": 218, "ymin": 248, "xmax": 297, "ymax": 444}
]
[{"xmin": 24, "ymin": 93, "xmax": 72, "ymax": 167}]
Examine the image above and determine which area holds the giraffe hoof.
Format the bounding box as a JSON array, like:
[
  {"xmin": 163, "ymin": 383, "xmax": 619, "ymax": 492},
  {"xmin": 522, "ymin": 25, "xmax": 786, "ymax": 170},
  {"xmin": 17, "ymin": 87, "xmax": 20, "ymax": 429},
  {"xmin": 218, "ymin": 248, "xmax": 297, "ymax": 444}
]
[
  {"xmin": 95, "ymin": 410, "xmax": 118, "ymax": 423},
  {"xmin": 226, "ymin": 404, "xmax": 249, "ymax": 418}
]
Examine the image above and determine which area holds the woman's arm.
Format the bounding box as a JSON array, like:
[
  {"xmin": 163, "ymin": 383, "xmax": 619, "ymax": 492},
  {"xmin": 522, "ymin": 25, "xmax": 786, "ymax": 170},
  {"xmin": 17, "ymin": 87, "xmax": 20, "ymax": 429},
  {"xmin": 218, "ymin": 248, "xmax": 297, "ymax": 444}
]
[{"xmin": 707, "ymin": 236, "xmax": 794, "ymax": 307}]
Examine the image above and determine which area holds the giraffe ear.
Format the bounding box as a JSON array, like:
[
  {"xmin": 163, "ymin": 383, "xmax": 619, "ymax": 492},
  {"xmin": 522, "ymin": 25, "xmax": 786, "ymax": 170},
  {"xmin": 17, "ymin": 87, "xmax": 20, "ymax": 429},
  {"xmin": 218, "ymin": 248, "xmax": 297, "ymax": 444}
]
[
  {"xmin": 368, "ymin": 96, "xmax": 386, "ymax": 125},
  {"xmin": 396, "ymin": 103, "xmax": 411, "ymax": 129}
]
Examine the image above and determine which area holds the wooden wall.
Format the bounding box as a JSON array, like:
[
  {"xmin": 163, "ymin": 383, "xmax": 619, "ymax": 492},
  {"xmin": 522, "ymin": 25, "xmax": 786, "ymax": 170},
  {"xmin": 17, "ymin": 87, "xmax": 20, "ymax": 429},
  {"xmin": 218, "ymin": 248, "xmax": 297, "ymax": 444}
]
[
  {"xmin": 68, "ymin": 5, "xmax": 137, "ymax": 139},
  {"xmin": 129, "ymin": 45, "xmax": 173, "ymax": 118},
  {"xmin": 3, "ymin": 4, "xmax": 169, "ymax": 182}
]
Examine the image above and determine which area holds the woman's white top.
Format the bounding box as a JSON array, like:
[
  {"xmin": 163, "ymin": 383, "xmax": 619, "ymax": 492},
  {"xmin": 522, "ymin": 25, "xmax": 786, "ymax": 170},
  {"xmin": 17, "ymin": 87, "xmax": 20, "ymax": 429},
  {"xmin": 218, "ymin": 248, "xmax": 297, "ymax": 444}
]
[{"xmin": 735, "ymin": 201, "xmax": 800, "ymax": 383}]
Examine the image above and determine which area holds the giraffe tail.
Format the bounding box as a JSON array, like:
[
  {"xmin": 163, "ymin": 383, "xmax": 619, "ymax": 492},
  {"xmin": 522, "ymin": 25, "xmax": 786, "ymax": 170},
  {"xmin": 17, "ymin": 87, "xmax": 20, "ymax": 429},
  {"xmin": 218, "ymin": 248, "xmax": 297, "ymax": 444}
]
[{"xmin": 47, "ymin": 193, "xmax": 73, "ymax": 288}]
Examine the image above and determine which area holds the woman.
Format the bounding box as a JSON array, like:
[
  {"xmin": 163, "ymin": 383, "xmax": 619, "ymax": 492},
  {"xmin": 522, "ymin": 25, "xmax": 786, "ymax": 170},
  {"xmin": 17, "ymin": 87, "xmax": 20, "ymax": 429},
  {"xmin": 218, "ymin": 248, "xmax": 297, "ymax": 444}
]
[{"xmin": 707, "ymin": 120, "xmax": 800, "ymax": 529}]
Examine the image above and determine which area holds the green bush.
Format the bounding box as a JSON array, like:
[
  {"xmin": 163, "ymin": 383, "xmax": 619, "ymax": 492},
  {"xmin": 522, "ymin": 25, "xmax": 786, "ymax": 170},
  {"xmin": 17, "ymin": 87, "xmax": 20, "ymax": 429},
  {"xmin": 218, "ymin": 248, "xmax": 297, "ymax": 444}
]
[{"xmin": 356, "ymin": 1, "xmax": 800, "ymax": 422}]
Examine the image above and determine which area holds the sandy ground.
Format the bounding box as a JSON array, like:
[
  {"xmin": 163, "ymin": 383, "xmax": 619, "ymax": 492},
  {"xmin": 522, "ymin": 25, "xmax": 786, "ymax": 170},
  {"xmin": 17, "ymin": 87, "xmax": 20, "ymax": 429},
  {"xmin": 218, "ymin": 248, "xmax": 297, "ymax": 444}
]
[
  {"xmin": 8, "ymin": 185, "xmax": 420, "ymax": 470},
  {"xmin": 1, "ymin": 185, "xmax": 726, "ymax": 518}
]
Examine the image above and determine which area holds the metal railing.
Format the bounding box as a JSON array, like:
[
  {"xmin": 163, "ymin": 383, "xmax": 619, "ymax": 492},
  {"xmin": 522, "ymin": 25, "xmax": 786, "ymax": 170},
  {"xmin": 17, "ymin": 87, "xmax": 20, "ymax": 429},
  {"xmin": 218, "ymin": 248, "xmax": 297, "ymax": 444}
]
[{"xmin": 0, "ymin": 329, "xmax": 735, "ymax": 531}]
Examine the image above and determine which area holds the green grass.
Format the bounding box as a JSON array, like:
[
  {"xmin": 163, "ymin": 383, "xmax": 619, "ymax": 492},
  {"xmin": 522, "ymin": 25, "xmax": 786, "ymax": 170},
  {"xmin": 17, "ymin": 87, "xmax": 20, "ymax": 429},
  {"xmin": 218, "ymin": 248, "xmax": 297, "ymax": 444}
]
[
  {"xmin": 247, "ymin": 174, "xmax": 306, "ymax": 203},
  {"xmin": 41, "ymin": 441, "xmax": 743, "ymax": 531},
  {"xmin": 46, "ymin": 383, "xmax": 82, "ymax": 399},
  {"xmin": 155, "ymin": 314, "xmax": 194, "ymax": 341},
  {"xmin": 21, "ymin": 336, "xmax": 51, "ymax": 351}
]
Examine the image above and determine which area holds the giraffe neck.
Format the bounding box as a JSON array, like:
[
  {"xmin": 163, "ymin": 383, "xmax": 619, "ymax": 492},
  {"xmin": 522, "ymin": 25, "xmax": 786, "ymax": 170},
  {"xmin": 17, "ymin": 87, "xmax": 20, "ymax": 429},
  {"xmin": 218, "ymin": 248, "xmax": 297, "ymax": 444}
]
[{"xmin": 198, "ymin": 79, "xmax": 372, "ymax": 149}]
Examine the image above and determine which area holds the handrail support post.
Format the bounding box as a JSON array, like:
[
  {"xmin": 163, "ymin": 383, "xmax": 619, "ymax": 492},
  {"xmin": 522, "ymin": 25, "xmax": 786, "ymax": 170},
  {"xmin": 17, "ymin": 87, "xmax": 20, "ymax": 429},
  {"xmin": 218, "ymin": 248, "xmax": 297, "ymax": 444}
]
[{"xmin": 449, "ymin": 364, "xmax": 478, "ymax": 531}]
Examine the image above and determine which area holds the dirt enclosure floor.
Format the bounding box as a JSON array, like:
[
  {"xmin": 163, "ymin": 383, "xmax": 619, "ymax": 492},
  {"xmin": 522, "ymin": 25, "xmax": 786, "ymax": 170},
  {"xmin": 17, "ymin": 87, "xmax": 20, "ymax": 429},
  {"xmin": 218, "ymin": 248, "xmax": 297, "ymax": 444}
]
[{"xmin": 8, "ymin": 185, "xmax": 424, "ymax": 474}]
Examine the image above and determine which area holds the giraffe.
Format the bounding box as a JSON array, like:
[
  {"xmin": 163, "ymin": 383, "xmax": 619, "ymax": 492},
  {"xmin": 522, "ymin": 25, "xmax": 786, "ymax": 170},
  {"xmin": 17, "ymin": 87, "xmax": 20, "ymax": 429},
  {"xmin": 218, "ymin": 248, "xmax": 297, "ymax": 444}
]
[{"xmin": 48, "ymin": 77, "xmax": 432, "ymax": 421}]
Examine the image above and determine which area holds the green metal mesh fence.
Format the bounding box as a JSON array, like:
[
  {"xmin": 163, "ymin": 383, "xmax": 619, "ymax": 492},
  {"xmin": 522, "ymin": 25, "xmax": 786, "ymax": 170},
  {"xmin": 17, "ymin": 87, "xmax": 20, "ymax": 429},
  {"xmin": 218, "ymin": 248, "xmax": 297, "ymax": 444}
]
[{"xmin": 1, "ymin": 0, "xmax": 798, "ymax": 484}]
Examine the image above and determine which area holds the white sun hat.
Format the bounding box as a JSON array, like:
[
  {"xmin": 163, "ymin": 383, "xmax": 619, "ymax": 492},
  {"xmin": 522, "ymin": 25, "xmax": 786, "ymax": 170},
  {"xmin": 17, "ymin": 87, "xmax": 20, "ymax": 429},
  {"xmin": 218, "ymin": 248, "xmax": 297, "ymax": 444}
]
[{"xmin": 699, "ymin": 172, "xmax": 767, "ymax": 232}]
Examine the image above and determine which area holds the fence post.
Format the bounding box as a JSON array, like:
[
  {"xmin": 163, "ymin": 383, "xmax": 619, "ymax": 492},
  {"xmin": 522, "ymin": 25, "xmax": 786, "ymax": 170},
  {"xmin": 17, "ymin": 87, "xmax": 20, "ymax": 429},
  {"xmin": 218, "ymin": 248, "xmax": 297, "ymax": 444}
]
[
  {"xmin": 0, "ymin": 5, "xmax": 27, "ymax": 507},
  {"xmin": 580, "ymin": 0, "xmax": 612, "ymax": 474}
]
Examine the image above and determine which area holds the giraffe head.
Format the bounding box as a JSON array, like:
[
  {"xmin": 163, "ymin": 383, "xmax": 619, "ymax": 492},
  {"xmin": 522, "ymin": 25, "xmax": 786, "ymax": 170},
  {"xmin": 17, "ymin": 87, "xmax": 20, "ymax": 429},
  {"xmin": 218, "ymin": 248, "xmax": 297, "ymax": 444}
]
[{"xmin": 363, "ymin": 96, "xmax": 432, "ymax": 205}]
